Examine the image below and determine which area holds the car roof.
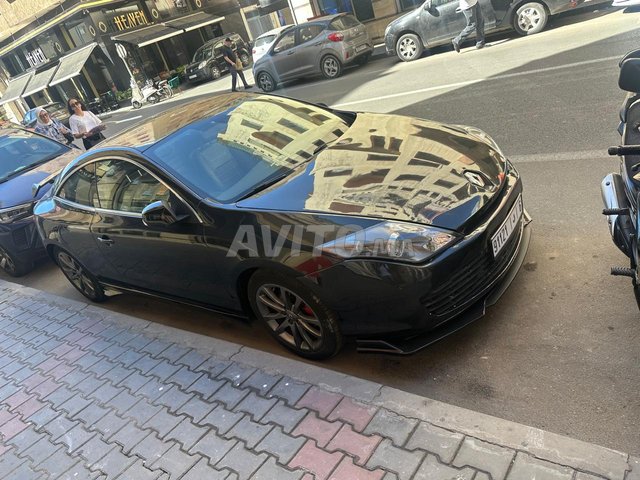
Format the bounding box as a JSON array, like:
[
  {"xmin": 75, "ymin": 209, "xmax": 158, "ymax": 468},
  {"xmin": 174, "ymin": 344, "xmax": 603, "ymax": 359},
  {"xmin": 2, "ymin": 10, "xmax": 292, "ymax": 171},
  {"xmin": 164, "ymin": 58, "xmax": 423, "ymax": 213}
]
[{"xmin": 256, "ymin": 25, "xmax": 293, "ymax": 39}]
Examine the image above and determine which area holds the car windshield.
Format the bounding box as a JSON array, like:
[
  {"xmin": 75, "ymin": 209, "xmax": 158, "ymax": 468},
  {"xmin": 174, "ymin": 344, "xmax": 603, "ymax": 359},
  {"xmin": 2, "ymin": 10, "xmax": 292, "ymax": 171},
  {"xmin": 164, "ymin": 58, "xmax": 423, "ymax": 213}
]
[
  {"xmin": 145, "ymin": 96, "xmax": 353, "ymax": 203},
  {"xmin": 193, "ymin": 46, "xmax": 212, "ymax": 63},
  {"xmin": 329, "ymin": 15, "xmax": 360, "ymax": 30},
  {"xmin": 0, "ymin": 130, "xmax": 69, "ymax": 183},
  {"xmin": 255, "ymin": 34, "xmax": 277, "ymax": 47}
]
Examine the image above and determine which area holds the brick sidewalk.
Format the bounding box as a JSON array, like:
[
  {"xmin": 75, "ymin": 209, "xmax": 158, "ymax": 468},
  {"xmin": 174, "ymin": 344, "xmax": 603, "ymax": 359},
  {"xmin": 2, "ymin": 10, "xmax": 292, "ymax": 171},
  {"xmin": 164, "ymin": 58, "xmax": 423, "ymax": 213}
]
[{"xmin": 0, "ymin": 279, "xmax": 635, "ymax": 480}]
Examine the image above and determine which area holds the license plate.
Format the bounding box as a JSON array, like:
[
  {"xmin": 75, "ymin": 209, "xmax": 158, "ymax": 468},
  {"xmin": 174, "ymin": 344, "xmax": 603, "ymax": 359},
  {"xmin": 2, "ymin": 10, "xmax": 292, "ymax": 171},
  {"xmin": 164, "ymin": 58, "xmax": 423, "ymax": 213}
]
[
  {"xmin": 491, "ymin": 194, "xmax": 523, "ymax": 257},
  {"xmin": 356, "ymin": 44, "xmax": 367, "ymax": 53},
  {"xmin": 189, "ymin": 74, "xmax": 197, "ymax": 79}
]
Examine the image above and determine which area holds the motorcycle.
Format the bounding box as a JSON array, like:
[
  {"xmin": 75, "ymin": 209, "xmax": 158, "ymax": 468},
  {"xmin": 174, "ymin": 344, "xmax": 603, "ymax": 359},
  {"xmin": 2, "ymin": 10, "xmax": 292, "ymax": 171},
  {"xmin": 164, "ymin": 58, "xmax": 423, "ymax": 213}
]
[
  {"xmin": 131, "ymin": 80, "xmax": 162, "ymax": 109},
  {"xmin": 601, "ymin": 49, "xmax": 640, "ymax": 308},
  {"xmin": 154, "ymin": 79, "xmax": 173, "ymax": 100}
]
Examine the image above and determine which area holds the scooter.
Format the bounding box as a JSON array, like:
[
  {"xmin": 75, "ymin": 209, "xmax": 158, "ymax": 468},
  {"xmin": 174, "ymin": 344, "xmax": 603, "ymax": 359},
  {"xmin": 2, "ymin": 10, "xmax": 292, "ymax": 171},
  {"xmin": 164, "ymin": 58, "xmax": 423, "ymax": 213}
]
[
  {"xmin": 154, "ymin": 79, "xmax": 173, "ymax": 100},
  {"xmin": 601, "ymin": 50, "xmax": 640, "ymax": 308},
  {"xmin": 131, "ymin": 80, "xmax": 161, "ymax": 109}
]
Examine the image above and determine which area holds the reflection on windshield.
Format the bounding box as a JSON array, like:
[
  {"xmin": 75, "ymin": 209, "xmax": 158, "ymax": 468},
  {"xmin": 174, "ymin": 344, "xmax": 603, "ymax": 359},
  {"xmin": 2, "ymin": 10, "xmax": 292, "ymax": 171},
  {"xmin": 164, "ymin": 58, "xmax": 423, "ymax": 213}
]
[
  {"xmin": 146, "ymin": 95, "xmax": 351, "ymax": 203},
  {"xmin": 0, "ymin": 130, "xmax": 68, "ymax": 182}
]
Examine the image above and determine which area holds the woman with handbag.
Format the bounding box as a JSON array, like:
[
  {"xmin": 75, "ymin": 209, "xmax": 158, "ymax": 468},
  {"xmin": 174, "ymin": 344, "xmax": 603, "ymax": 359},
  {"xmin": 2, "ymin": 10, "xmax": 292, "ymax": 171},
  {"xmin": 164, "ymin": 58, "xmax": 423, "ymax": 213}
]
[
  {"xmin": 222, "ymin": 37, "xmax": 251, "ymax": 93},
  {"xmin": 34, "ymin": 107, "xmax": 75, "ymax": 146},
  {"xmin": 68, "ymin": 98, "xmax": 107, "ymax": 150}
]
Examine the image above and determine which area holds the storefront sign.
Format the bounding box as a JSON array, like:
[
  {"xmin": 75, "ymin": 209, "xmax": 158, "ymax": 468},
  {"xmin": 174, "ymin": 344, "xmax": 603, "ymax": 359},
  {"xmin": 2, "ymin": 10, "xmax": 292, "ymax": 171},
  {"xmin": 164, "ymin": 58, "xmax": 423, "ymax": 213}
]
[
  {"xmin": 112, "ymin": 10, "xmax": 149, "ymax": 31},
  {"xmin": 25, "ymin": 48, "xmax": 47, "ymax": 68}
]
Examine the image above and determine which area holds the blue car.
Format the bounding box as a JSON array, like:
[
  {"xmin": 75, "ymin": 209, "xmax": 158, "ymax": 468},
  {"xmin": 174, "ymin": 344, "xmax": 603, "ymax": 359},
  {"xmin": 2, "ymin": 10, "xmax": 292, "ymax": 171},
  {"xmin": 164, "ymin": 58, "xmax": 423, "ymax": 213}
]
[{"xmin": 0, "ymin": 127, "xmax": 79, "ymax": 276}]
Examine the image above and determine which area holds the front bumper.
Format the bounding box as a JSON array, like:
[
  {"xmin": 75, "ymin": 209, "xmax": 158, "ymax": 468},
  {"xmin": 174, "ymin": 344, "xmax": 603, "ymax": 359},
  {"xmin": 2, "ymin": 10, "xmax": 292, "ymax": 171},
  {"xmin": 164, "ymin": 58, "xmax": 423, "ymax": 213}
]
[
  {"xmin": 185, "ymin": 68, "xmax": 210, "ymax": 83},
  {"xmin": 0, "ymin": 216, "xmax": 47, "ymax": 266}
]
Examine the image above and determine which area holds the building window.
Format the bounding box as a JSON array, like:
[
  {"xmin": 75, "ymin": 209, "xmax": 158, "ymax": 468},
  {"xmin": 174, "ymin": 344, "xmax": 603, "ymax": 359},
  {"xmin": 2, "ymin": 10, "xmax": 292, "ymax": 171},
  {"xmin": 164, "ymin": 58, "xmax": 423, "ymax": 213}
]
[
  {"xmin": 351, "ymin": 0, "xmax": 374, "ymax": 21},
  {"xmin": 317, "ymin": 0, "xmax": 353, "ymax": 16},
  {"xmin": 399, "ymin": 0, "xmax": 423, "ymax": 11}
]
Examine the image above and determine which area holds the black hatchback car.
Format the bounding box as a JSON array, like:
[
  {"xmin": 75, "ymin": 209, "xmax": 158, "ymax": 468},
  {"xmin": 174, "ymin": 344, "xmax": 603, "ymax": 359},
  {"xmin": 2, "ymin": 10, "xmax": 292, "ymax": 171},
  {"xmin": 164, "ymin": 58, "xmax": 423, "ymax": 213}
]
[
  {"xmin": 34, "ymin": 93, "xmax": 530, "ymax": 359},
  {"xmin": 185, "ymin": 33, "xmax": 251, "ymax": 83},
  {"xmin": 0, "ymin": 127, "xmax": 79, "ymax": 276}
]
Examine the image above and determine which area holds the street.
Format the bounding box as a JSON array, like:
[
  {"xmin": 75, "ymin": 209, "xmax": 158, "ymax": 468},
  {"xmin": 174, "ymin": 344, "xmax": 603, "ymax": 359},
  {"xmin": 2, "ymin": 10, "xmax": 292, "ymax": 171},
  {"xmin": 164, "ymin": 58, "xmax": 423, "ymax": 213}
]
[{"xmin": 6, "ymin": 5, "xmax": 640, "ymax": 455}]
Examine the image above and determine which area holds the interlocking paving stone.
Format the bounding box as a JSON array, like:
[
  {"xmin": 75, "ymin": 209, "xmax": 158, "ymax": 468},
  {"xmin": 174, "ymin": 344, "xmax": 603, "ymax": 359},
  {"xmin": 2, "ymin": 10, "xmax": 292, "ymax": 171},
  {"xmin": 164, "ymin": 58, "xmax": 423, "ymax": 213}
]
[
  {"xmin": 13, "ymin": 396, "xmax": 44, "ymax": 419},
  {"xmin": 6, "ymin": 425, "xmax": 46, "ymax": 452},
  {"xmin": 4, "ymin": 460, "xmax": 42, "ymax": 480},
  {"xmin": 182, "ymin": 457, "xmax": 230, "ymax": 480},
  {"xmin": 329, "ymin": 456, "xmax": 386, "ymax": 480},
  {"xmin": 115, "ymin": 349, "xmax": 145, "ymax": 368},
  {"xmin": 200, "ymin": 405, "xmax": 244, "ymax": 434},
  {"xmin": 177, "ymin": 396, "xmax": 215, "ymax": 422},
  {"xmin": 75, "ymin": 435, "xmax": 114, "ymax": 464},
  {"xmin": 123, "ymin": 400, "xmax": 163, "ymax": 426},
  {"xmin": 158, "ymin": 344, "xmax": 191, "ymax": 364},
  {"xmin": 506, "ymin": 452, "xmax": 574, "ymax": 480},
  {"xmin": 289, "ymin": 439, "xmax": 344, "ymax": 480},
  {"xmin": 25, "ymin": 404, "xmax": 60, "ymax": 430},
  {"xmin": 187, "ymin": 374, "xmax": 225, "ymax": 399},
  {"xmin": 178, "ymin": 351, "xmax": 209, "ymax": 372},
  {"xmin": 296, "ymin": 387, "xmax": 343, "ymax": 418},
  {"xmin": 219, "ymin": 363, "xmax": 256, "ymax": 386},
  {"xmin": 141, "ymin": 339, "xmax": 173, "ymax": 357},
  {"xmin": 154, "ymin": 385, "xmax": 194, "ymax": 412},
  {"xmin": 143, "ymin": 407, "xmax": 185, "ymax": 438},
  {"xmin": 366, "ymin": 439, "xmax": 425, "ymax": 480},
  {"xmin": 260, "ymin": 400, "xmax": 307, "ymax": 433},
  {"xmin": 452, "ymin": 437, "xmax": 515, "ymax": 480},
  {"xmin": 117, "ymin": 458, "xmax": 164, "ymax": 480},
  {"xmin": 235, "ymin": 391, "xmax": 278, "ymax": 421},
  {"xmin": 21, "ymin": 435, "xmax": 59, "ymax": 463},
  {"xmin": 167, "ymin": 365, "xmax": 202, "ymax": 390},
  {"xmin": 92, "ymin": 410, "xmax": 129, "ymax": 439},
  {"xmin": 164, "ymin": 417, "xmax": 209, "ymax": 451},
  {"xmin": 123, "ymin": 334, "xmax": 153, "ymax": 352},
  {"xmin": 58, "ymin": 394, "xmax": 93, "ymax": 417},
  {"xmin": 255, "ymin": 425, "xmax": 306, "ymax": 464},
  {"xmin": 58, "ymin": 368, "xmax": 92, "ymax": 389},
  {"xmin": 251, "ymin": 456, "xmax": 304, "ymax": 480},
  {"xmin": 108, "ymin": 390, "xmax": 140, "ymax": 414},
  {"xmin": 72, "ymin": 401, "xmax": 110, "ymax": 427},
  {"xmin": 364, "ymin": 409, "xmax": 418, "ymax": 448},
  {"xmin": 406, "ymin": 422, "xmax": 464, "ymax": 464},
  {"xmin": 216, "ymin": 441, "xmax": 268, "ymax": 480},
  {"xmin": 131, "ymin": 355, "xmax": 162, "ymax": 375},
  {"xmin": 328, "ymin": 397, "xmax": 378, "ymax": 433},
  {"xmin": 0, "ymin": 449, "xmax": 29, "ymax": 476},
  {"xmin": 38, "ymin": 415, "xmax": 77, "ymax": 442},
  {"xmin": 92, "ymin": 444, "xmax": 136, "ymax": 478},
  {"xmin": 241, "ymin": 370, "xmax": 282, "ymax": 396},
  {"xmin": 292, "ymin": 412, "xmax": 342, "ymax": 448},
  {"xmin": 150, "ymin": 442, "xmax": 201, "ymax": 478},
  {"xmin": 131, "ymin": 432, "xmax": 173, "ymax": 465},
  {"xmin": 56, "ymin": 423, "xmax": 96, "ymax": 454},
  {"xmin": 267, "ymin": 377, "xmax": 310, "ymax": 406},
  {"xmin": 226, "ymin": 415, "xmax": 272, "ymax": 448},
  {"xmin": 189, "ymin": 430, "xmax": 237, "ymax": 464},
  {"xmin": 211, "ymin": 382, "xmax": 250, "ymax": 410},
  {"xmin": 118, "ymin": 370, "xmax": 151, "ymax": 392},
  {"xmin": 132, "ymin": 377, "xmax": 169, "ymax": 402},
  {"xmin": 34, "ymin": 446, "xmax": 79, "ymax": 478},
  {"xmin": 414, "ymin": 454, "xmax": 476, "ymax": 480},
  {"xmin": 148, "ymin": 360, "xmax": 182, "ymax": 382},
  {"xmin": 327, "ymin": 424, "xmax": 382, "ymax": 465},
  {"xmin": 111, "ymin": 422, "xmax": 150, "ymax": 454}
]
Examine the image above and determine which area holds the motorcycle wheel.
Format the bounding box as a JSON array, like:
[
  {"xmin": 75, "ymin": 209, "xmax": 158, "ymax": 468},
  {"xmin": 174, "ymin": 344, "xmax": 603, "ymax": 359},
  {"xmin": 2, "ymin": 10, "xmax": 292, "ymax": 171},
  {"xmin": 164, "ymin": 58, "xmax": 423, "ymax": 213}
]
[
  {"xmin": 149, "ymin": 95, "xmax": 158, "ymax": 104},
  {"xmin": 163, "ymin": 86, "xmax": 173, "ymax": 98},
  {"xmin": 132, "ymin": 100, "xmax": 142, "ymax": 109}
]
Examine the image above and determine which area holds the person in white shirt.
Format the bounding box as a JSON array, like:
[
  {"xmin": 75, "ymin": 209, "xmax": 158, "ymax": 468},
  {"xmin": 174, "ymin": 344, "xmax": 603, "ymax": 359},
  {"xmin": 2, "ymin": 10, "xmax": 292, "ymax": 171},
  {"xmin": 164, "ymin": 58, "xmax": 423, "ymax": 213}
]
[
  {"xmin": 67, "ymin": 98, "xmax": 107, "ymax": 150},
  {"xmin": 452, "ymin": 0, "xmax": 485, "ymax": 53}
]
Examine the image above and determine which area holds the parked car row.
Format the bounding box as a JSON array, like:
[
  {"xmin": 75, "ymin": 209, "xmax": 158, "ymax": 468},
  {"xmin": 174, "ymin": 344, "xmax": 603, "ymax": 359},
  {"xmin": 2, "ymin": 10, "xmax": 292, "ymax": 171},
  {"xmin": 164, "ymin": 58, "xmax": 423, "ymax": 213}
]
[{"xmin": 2, "ymin": 92, "xmax": 529, "ymax": 360}]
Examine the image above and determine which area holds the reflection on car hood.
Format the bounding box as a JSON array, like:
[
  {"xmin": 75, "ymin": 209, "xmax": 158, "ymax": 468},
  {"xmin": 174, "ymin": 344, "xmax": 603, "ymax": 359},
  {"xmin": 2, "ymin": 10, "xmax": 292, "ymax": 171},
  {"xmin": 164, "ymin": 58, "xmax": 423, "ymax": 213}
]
[
  {"xmin": 237, "ymin": 112, "xmax": 507, "ymax": 231},
  {"xmin": 0, "ymin": 149, "xmax": 80, "ymax": 209}
]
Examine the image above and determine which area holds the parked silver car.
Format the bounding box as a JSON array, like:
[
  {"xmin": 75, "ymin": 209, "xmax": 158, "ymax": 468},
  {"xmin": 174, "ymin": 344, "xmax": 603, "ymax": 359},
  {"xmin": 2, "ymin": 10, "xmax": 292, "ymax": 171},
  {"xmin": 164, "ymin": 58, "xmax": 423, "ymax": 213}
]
[{"xmin": 252, "ymin": 14, "xmax": 373, "ymax": 92}]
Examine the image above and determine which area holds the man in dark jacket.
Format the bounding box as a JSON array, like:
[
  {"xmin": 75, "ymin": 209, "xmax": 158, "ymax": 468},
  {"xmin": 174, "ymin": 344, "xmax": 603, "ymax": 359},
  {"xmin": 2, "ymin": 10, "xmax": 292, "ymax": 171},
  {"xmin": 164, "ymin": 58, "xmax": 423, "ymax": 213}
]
[{"xmin": 222, "ymin": 37, "xmax": 251, "ymax": 92}]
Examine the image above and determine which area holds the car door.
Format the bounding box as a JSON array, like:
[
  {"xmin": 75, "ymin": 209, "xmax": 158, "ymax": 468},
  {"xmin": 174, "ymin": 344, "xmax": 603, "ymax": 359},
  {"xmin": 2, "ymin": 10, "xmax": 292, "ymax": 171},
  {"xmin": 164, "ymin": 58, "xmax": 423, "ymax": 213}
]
[
  {"xmin": 293, "ymin": 24, "xmax": 326, "ymax": 76},
  {"xmin": 267, "ymin": 28, "xmax": 299, "ymax": 81},
  {"xmin": 422, "ymin": 0, "xmax": 497, "ymax": 45},
  {"xmin": 88, "ymin": 157, "xmax": 223, "ymax": 305}
]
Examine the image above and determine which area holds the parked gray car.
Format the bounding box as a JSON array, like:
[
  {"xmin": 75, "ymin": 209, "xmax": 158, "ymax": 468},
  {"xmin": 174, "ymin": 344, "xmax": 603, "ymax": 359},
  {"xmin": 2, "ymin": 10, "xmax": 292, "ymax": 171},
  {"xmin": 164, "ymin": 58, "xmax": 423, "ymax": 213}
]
[{"xmin": 252, "ymin": 14, "xmax": 373, "ymax": 92}]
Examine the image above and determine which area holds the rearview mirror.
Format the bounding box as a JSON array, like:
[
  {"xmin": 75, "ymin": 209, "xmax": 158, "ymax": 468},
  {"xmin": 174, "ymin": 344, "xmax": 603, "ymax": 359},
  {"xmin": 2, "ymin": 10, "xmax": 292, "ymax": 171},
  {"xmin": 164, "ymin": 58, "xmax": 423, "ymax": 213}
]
[
  {"xmin": 619, "ymin": 48, "xmax": 640, "ymax": 67},
  {"xmin": 619, "ymin": 58, "xmax": 640, "ymax": 94},
  {"xmin": 424, "ymin": 0, "xmax": 439, "ymax": 15},
  {"xmin": 142, "ymin": 200, "xmax": 182, "ymax": 226}
]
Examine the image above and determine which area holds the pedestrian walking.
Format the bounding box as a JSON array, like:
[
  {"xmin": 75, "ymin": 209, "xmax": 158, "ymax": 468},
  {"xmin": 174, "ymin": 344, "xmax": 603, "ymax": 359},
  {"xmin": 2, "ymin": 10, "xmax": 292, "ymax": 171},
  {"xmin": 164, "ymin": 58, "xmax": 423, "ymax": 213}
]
[
  {"xmin": 222, "ymin": 37, "xmax": 251, "ymax": 92},
  {"xmin": 67, "ymin": 98, "xmax": 107, "ymax": 150},
  {"xmin": 34, "ymin": 107, "xmax": 74, "ymax": 145},
  {"xmin": 451, "ymin": 0, "xmax": 485, "ymax": 53}
]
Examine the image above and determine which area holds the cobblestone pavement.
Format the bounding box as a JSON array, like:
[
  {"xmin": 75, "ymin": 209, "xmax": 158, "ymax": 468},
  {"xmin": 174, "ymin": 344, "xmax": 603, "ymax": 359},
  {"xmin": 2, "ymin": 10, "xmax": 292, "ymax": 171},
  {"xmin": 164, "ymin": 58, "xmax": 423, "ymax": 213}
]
[{"xmin": 0, "ymin": 279, "xmax": 635, "ymax": 480}]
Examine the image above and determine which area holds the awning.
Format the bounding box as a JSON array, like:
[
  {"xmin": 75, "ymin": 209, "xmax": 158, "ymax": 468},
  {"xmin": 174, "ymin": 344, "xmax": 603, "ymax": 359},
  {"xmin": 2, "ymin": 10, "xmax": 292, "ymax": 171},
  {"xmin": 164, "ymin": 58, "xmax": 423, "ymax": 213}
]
[
  {"xmin": 0, "ymin": 72, "xmax": 34, "ymax": 106},
  {"xmin": 112, "ymin": 24, "xmax": 183, "ymax": 48},
  {"xmin": 21, "ymin": 65, "xmax": 58, "ymax": 97},
  {"xmin": 49, "ymin": 43, "xmax": 98, "ymax": 87},
  {"xmin": 164, "ymin": 12, "xmax": 225, "ymax": 32}
]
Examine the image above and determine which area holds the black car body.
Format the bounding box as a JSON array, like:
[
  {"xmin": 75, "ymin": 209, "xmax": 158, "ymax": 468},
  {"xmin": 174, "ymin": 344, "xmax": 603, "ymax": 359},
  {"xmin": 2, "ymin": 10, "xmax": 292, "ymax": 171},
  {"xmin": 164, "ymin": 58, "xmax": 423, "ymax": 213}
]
[
  {"xmin": 384, "ymin": 0, "xmax": 587, "ymax": 61},
  {"xmin": 0, "ymin": 127, "xmax": 79, "ymax": 276},
  {"xmin": 185, "ymin": 33, "xmax": 251, "ymax": 83},
  {"xmin": 34, "ymin": 93, "xmax": 531, "ymax": 359}
]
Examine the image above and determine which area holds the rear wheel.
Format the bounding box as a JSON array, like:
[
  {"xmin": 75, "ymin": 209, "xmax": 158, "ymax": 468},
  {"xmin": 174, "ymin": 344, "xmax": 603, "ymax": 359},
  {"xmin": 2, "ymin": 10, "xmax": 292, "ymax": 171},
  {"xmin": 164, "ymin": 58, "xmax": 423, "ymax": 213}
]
[
  {"xmin": 513, "ymin": 2, "xmax": 548, "ymax": 35},
  {"xmin": 0, "ymin": 246, "xmax": 30, "ymax": 277},
  {"xmin": 257, "ymin": 71, "xmax": 276, "ymax": 92},
  {"xmin": 396, "ymin": 33, "xmax": 423, "ymax": 62},
  {"xmin": 54, "ymin": 248, "xmax": 105, "ymax": 302},
  {"xmin": 321, "ymin": 54, "xmax": 342, "ymax": 79},
  {"xmin": 248, "ymin": 270, "xmax": 343, "ymax": 359}
]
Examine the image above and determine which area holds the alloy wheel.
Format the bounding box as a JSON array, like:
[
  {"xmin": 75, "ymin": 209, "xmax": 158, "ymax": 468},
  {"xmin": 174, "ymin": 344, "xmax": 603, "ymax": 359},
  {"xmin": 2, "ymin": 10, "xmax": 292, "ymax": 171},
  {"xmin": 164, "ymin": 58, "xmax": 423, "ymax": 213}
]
[
  {"xmin": 518, "ymin": 7, "xmax": 542, "ymax": 32},
  {"xmin": 257, "ymin": 72, "xmax": 274, "ymax": 92},
  {"xmin": 399, "ymin": 37, "xmax": 418, "ymax": 60},
  {"xmin": 255, "ymin": 284, "xmax": 324, "ymax": 352},
  {"xmin": 57, "ymin": 251, "xmax": 101, "ymax": 300},
  {"xmin": 322, "ymin": 56, "xmax": 340, "ymax": 78}
]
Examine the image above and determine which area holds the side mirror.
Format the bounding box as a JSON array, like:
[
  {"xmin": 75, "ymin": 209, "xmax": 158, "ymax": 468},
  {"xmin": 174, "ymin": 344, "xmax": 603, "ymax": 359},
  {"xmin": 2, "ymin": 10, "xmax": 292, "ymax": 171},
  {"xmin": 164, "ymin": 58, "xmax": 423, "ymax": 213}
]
[
  {"xmin": 619, "ymin": 48, "xmax": 640, "ymax": 68},
  {"xmin": 141, "ymin": 200, "xmax": 185, "ymax": 226},
  {"xmin": 619, "ymin": 58, "xmax": 640, "ymax": 94},
  {"xmin": 424, "ymin": 1, "xmax": 439, "ymax": 15}
]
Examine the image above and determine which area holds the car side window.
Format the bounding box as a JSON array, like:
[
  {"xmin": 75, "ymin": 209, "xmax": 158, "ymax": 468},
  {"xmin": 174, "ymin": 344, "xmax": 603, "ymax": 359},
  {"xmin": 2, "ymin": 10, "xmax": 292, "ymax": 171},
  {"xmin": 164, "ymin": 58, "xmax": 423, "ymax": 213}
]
[
  {"xmin": 92, "ymin": 160, "xmax": 171, "ymax": 214},
  {"xmin": 57, "ymin": 163, "xmax": 98, "ymax": 207},
  {"xmin": 432, "ymin": 0, "xmax": 454, "ymax": 6},
  {"xmin": 273, "ymin": 30, "xmax": 296, "ymax": 53},
  {"xmin": 298, "ymin": 25, "xmax": 324, "ymax": 44}
]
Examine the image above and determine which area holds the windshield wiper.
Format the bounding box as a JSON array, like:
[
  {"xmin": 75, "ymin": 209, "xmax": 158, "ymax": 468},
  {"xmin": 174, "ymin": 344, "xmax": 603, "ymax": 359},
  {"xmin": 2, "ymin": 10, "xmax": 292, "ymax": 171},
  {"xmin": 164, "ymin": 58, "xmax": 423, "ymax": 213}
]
[{"xmin": 236, "ymin": 171, "xmax": 292, "ymax": 201}]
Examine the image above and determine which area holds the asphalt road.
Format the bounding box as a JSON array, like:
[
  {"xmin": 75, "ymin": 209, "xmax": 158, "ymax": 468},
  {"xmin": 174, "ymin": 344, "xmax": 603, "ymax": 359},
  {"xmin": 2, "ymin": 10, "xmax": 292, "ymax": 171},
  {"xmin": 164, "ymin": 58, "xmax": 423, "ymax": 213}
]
[{"xmin": 8, "ymin": 5, "xmax": 640, "ymax": 454}]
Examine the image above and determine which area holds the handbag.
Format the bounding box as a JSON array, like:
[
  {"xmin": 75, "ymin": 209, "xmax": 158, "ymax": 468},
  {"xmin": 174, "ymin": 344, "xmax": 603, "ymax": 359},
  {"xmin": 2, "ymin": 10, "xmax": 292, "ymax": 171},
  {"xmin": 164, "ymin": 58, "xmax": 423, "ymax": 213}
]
[
  {"xmin": 63, "ymin": 131, "xmax": 75, "ymax": 144},
  {"xmin": 235, "ymin": 58, "xmax": 243, "ymax": 70},
  {"xmin": 83, "ymin": 131, "xmax": 105, "ymax": 150}
]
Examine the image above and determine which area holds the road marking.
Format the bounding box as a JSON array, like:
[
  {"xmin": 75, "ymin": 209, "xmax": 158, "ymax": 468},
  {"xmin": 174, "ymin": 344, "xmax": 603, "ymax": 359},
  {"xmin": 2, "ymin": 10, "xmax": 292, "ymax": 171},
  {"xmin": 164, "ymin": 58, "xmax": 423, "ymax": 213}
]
[
  {"xmin": 112, "ymin": 115, "xmax": 143, "ymax": 124},
  {"xmin": 510, "ymin": 150, "xmax": 610, "ymax": 163},
  {"xmin": 332, "ymin": 55, "xmax": 621, "ymax": 108}
]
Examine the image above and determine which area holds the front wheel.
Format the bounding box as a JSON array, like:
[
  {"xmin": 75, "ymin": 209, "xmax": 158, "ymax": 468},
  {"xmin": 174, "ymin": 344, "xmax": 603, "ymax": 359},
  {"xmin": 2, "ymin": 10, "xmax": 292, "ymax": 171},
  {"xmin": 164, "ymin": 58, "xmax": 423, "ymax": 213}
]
[
  {"xmin": 55, "ymin": 248, "xmax": 105, "ymax": 302},
  {"xmin": 256, "ymin": 71, "xmax": 276, "ymax": 92},
  {"xmin": 396, "ymin": 33, "xmax": 424, "ymax": 62},
  {"xmin": 0, "ymin": 246, "xmax": 30, "ymax": 277},
  {"xmin": 132, "ymin": 100, "xmax": 142, "ymax": 109},
  {"xmin": 210, "ymin": 66, "xmax": 221, "ymax": 80},
  {"xmin": 321, "ymin": 54, "xmax": 342, "ymax": 79},
  {"xmin": 513, "ymin": 2, "xmax": 548, "ymax": 35},
  {"xmin": 248, "ymin": 270, "xmax": 343, "ymax": 359}
]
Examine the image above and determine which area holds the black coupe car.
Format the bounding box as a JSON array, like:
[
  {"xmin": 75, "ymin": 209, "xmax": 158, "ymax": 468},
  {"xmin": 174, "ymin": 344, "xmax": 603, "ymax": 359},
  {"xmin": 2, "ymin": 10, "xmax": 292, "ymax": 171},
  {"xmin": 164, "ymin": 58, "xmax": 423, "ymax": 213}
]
[{"xmin": 33, "ymin": 93, "xmax": 531, "ymax": 359}]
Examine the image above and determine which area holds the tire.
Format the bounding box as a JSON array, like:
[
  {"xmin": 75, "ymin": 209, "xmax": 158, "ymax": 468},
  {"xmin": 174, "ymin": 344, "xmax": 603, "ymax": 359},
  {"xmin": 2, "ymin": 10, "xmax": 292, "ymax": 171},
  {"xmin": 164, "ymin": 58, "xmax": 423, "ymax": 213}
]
[
  {"xmin": 256, "ymin": 71, "xmax": 276, "ymax": 92},
  {"xmin": 513, "ymin": 2, "xmax": 548, "ymax": 36},
  {"xmin": 396, "ymin": 33, "xmax": 424, "ymax": 62},
  {"xmin": 148, "ymin": 95, "xmax": 158, "ymax": 104},
  {"xmin": 210, "ymin": 66, "xmax": 222, "ymax": 80},
  {"xmin": 54, "ymin": 247, "xmax": 106, "ymax": 302},
  {"xmin": 239, "ymin": 52, "xmax": 251, "ymax": 68},
  {"xmin": 0, "ymin": 246, "xmax": 30, "ymax": 277},
  {"xmin": 248, "ymin": 270, "xmax": 343, "ymax": 359},
  {"xmin": 321, "ymin": 54, "xmax": 342, "ymax": 79},
  {"xmin": 163, "ymin": 86, "xmax": 173, "ymax": 98},
  {"xmin": 132, "ymin": 100, "xmax": 142, "ymax": 109}
]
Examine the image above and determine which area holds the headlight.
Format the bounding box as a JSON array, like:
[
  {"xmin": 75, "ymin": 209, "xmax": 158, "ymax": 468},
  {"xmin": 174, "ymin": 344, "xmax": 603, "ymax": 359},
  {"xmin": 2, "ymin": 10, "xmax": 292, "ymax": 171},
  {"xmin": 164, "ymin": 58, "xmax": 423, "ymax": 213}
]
[
  {"xmin": 319, "ymin": 221, "xmax": 458, "ymax": 263},
  {"xmin": 0, "ymin": 202, "xmax": 34, "ymax": 224},
  {"xmin": 198, "ymin": 61, "xmax": 207, "ymax": 69}
]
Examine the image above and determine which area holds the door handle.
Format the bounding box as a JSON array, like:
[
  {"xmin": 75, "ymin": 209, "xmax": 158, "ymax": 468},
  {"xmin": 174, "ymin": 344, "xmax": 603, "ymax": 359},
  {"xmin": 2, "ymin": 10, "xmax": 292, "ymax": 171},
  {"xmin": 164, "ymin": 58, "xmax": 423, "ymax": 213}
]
[
  {"xmin": 287, "ymin": 50, "xmax": 295, "ymax": 55},
  {"xmin": 97, "ymin": 235, "xmax": 114, "ymax": 246}
]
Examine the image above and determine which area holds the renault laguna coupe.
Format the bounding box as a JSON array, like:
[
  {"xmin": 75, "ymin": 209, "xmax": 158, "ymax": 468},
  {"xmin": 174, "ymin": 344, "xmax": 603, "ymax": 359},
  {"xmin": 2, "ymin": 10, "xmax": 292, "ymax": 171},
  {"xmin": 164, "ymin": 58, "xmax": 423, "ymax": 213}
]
[{"xmin": 34, "ymin": 93, "xmax": 530, "ymax": 359}]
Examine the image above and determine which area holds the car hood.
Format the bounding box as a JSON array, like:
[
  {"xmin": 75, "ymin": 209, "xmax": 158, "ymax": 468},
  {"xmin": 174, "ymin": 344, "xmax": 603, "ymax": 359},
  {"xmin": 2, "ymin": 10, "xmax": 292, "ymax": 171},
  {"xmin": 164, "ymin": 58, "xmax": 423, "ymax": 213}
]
[
  {"xmin": 0, "ymin": 149, "xmax": 80, "ymax": 208},
  {"xmin": 237, "ymin": 112, "xmax": 507, "ymax": 231}
]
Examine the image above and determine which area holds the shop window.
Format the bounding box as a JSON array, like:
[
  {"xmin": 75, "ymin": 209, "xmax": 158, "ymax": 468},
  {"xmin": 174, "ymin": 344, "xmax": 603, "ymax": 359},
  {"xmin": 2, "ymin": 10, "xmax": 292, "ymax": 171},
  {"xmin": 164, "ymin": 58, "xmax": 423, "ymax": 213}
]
[
  {"xmin": 399, "ymin": 0, "xmax": 424, "ymax": 11},
  {"xmin": 317, "ymin": 0, "xmax": 353, "ymax": 16}
]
